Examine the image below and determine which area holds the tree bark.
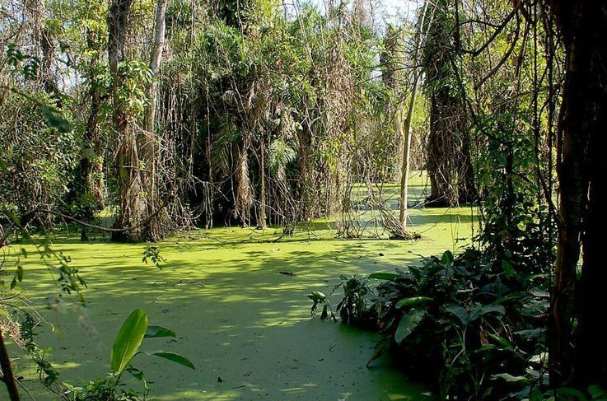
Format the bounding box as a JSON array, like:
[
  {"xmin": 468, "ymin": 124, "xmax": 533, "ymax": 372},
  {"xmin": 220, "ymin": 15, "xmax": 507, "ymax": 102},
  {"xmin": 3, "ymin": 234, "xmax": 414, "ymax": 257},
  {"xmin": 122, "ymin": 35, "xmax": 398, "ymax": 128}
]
[
  {"xmin": 77, "ymin": 30, "xmax": 106, "ymax": 240},
  {"xmin": 398, "ymin": 81, "xmax": 418, "ymax": 230},
  {"xmin": 423, "ymin": 0, "xmax": 470, "ymax": 207},
  {"xmin": 234, "ymin": 140, "xmax": 252, "ymax": 226},
  {"xmin": 397, "ymin": 8, "xmax": 427, "ymax": 231},
  {"xmin": 143, "ymin": 0, "xmax": 168, "ymax": 132},
  {"xmin": 108, "ymin": 0, "xmax": 145, "ymax": 242},
  {"xmin": 426, "ymin": 91, "xmax": 459, "ymax": 207},
  {"xmin": 297, "ymin": 124, "xmax": 313, "ymax": 220},
  {"xmin": 0, "ymin": 328, "xmax": 20, "ymax": 401},
  {"xmin": 258, "ymin": 139, "xmax": 268, "ymax": 229},
  {"xmin": 140, "ymin": 0, "xmax": 169, "ymax": 241},
  {"xmin": 547, "ymin": 0, "xmax": 607, "ymax": 386}
]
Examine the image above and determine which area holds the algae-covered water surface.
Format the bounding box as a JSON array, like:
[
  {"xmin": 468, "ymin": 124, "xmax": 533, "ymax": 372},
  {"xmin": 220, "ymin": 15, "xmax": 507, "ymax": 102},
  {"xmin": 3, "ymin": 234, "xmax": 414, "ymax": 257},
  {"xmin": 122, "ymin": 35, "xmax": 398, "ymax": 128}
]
[{"xmin": 6, "ymin": 202, "xmax": 475, "ymax": 401}]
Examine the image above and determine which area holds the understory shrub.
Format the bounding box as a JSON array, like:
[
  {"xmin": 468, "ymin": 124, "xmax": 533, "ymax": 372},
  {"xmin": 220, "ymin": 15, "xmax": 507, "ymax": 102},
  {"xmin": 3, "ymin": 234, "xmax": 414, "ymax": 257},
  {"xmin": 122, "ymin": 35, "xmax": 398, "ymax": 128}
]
[{"xmin": 311, "ymin": 203, "xmax": 556, "ymax": 401}]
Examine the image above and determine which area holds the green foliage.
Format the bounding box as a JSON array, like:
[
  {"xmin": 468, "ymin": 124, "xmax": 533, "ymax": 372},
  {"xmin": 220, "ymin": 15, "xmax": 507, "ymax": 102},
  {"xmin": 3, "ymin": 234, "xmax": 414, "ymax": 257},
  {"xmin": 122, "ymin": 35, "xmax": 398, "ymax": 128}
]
[
  {"xmin": 313, "ymin": 240, "xmax": 551, "ymax": 400},
  {"xmin": 0, "ymin": 91, "xmax": 78, "ymax": 226},
  {"xmin": 149, "ymin": 352, "xmax": 195, "ymax": 370},
  {"xmin": 308, "ymin": 291, "xmax": 335, "ymax": 320},
  {"xmin": 62, "ymin": 378, "xmax": 144, "ymax": 401},
  {"xmin": 268, "ymin": 139, "xmax": 296, "ymax": 175},
  {"xmin": 394, "ymin": 308, "xmax": 426, "ymax": 344},
  {"xmin": 335, "ymin": 275, "xmax": 375, "ymax": 325},
  {"xmin": 54, "ymin": 309, "xmax": 193, "ymax": 400},
  {"xmin": 115, "ymin": 61, "xmax": 153, "ymax": 117},
  {"xmin": 142, "ymin": 244, "xmax": 165, "ymax": 268},
  {"xmin": 111, "ymin": 309, "xmax": 149, "ymax": 375},
  {"xmin": 5, "ymin": 43, "xmax": 40, "ymax": 80},
  {"xmin": 473, "ymin": 111, "xmax": 555, "ymax": 276}
]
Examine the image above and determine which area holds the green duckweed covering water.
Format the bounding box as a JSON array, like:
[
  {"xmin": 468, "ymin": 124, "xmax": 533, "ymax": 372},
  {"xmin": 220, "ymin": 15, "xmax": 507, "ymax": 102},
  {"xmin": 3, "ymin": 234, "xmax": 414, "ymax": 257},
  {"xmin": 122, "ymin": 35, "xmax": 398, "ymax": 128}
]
[{"xmin": 5, "ymin": 178, "xmax": 476, "ymax": 401}]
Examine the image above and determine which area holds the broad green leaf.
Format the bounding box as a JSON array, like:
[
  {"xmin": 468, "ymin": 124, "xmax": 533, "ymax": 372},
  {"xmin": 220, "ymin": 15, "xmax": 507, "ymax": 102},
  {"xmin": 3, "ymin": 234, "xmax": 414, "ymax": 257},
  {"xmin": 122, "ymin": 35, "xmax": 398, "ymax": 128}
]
[
  {"xmin": 145, "ymin": 325, "xmax": 176, "ymax": 338},
  {"xmin": 395, "ymin": 296, "xmax": 433, "ymax": 309},
  {"xmin": 441, "ymin": 250, "xmax": 454, "ymax": 265},
  {"xmin": 307, "ymin": 291, "xmax": 326, "ymax": 301},
  {"xmin": 445, "ymin": 305, "xmax": 469, "ymax": 326},
  {"xmin": 529, "ymin": 288, "xmax": 549, "ymax": 298},
  {"xmin": 588, "ymin": 385, "xmax": 607, "ymax": 399},
  {"xmin": 488, "ymin": 333, "xmax": 513, "ymax": 350},
  {"xmin": 501, "ymin": 259, "xmax": 515, "ymax": 278},
  {"xmin": 556, "ymin": 387, "xmax": 589, "ymax": 401},
  {"xmin": 150, "ymin": 352, "xmax": 195, "ymax": 370},
  {"xmin": 111, "ymin": 309, "xmax": 149, "ymax": 374},
  {"xmin": 477, "ymin": 304, "xmax": 505, "ymax": 317},
  {"xmin": 492, "ymin": 373, "xmax": 529, "ymax": 384},
  {"xmin": 514, "ymin": 328, "xmax": 545, "ymax": 339},
  {"xmin": 369, "ymin": 272, "xmax": 399, "ymax": 281},
  {"xmin": 394, "ymin": 309, "xmax": 426, "ymax": 344}
]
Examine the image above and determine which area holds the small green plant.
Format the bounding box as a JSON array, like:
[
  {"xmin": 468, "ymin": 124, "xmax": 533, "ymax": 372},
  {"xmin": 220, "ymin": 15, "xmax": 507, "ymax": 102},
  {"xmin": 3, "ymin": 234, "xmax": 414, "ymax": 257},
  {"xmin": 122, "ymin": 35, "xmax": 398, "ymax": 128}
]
[
  {"xmin": 56, "ymin": 309, "xmax": 194, "ymax": 401},
  {"xmin": 308, "ymin": 291, "xmax": 335, "ymax": 321},
  {"xmin": 142, "ymin": 244, "xmax": 165, "ymax": 268},
  {"xmin": 334, "ymin": 275, "xmax": 375, "ymax": 326},
  {"xmin": 309, "ymin": 275, "xmax": 376, "ymax": 324}
]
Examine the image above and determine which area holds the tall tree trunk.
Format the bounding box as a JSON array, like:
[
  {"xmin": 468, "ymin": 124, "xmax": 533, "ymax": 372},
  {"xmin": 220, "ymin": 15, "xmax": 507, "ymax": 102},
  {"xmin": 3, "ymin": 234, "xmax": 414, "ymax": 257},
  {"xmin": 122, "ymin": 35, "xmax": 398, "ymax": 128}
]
[
  {"xmin": 234, "ymin": 140, "xmax": 252, "ymax": 226},
  {"xmin": 40, "ymin": 27, "xmax": 60, "ymax": 104},
  {"xmin": 547, "ymin": 0, "xmax": 607, "ymax": 386},
  {"xmin": 77, "ymin": 31, "xmax": 106, "ymax": 240},
  {"xmin": 423, "ymin": 0, "xmax": 467, "ymax": 207},
  {"xmin": 297, "ymin": 124, "xmax": 313, "ymax": 220},
  {"xmin": 258, "ymin": 139, "xmax": 267, "ymax": 229},
  {"xmin": 426, "ymin": 91, "xmax": 459, "ymax": 206},
  {"xmin": 0, "ymin": 328, "xmax": 20, "ymax": 401},
  {"xmin": 143, "ymin": 0, "xmax": 168, "ymax": 132},
  {"xmin": 398, "ymin": 0, "xmax": 429, "ymax": 230},
  {"xmin": 398, "ymin": 83, "xmax": 417, "ymax": 231},
  {"xmin": 108, "ymin": 0, "xmax": 145, "ymax": 242},
  {"xmin": 140, "ymin": 0, "xmax": 169, "ymax": 241}
]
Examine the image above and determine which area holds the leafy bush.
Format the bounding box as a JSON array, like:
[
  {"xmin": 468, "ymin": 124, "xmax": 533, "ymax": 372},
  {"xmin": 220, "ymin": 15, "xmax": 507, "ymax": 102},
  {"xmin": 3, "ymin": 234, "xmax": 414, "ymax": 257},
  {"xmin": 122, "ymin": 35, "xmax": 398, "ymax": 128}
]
[{"xmin": 312, "ymin": 247, "xmax": 551, "ymax": 400}]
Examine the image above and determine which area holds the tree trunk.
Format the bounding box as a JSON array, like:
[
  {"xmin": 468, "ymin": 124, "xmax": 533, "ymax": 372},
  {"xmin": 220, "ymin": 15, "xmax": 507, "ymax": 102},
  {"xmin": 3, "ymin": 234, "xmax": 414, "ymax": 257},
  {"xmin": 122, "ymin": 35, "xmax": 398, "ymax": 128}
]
[
  {"xmin": 397, "ymin": 2, "xmax": 428, "ymax": 231},
  {"xmin": 234, "ymin": 140, "xmax": 252, "ymax": 227},
  {"xmin": 258, "ymin": 139, "xmax": 267, "ymax": 229},
  {"xmin": 108, "ymin": 0, "xmax": 145, "ymax": 242},
  {"xmin": 77, "ymin": 31, "xmax": 106, "ymax": 240},
  {"xmin": 0, "ymin": 328, "xmax": 20, "ymax": 401},
  {"xmin": 547, "ymin": 0, "xmax": 607, "ymax": 387},
  {"xmin": 297, "ymin": 124, "xmax": 313, "ymax": 220},
  {"xmin": 423, "ymin": 0, "xmax": 467, "ymax": 207},
  {"xmin": 398, "ymin": 85, "xmax": 417, "ymax": 231},
  {"xmin": 426, "ymin": 91, "xmax": 459, "ymax": 207},
  {"xmin": 143, "ymin": 0, "xmax": 168, "ymax": 132},
  {"xmin": 140, "ymin": 0, "xmax": 169, "ymax": 241}
]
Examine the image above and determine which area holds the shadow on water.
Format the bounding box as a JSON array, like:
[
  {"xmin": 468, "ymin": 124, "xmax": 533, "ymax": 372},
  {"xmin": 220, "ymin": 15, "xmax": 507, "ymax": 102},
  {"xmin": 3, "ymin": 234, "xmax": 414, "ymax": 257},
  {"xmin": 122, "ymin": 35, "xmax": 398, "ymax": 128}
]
[{"xmin": 6, "ymin": 203, "xmax": 475, "ymax": 400}]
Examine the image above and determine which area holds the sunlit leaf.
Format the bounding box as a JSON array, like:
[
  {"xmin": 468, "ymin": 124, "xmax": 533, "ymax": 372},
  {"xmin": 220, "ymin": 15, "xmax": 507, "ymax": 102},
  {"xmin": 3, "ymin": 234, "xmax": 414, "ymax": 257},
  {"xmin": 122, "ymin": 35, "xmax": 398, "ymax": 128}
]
[
  {"xmin": 111, "ymin": 309, "xmax": 149, "ymax": 374},
  {"xmin": 150, "ymin": 352, "xmax": 195, "ymax": 370},
  {"xmin": 491, "ymin": 373, "xmax": 529, "ymax": 383},
  {"xmin": 395, "ymin": 296, "xmax": 433, "ymax": 309},
  {"xmin": 145, "ymin": 325, "xmax": 176, "ymax": 338},
  {"xmin": 441, "ymin": 250, "xmax": 454, "ymax": 265},
  {"xmin": 394, "ymin": 309, "xmax": 426, "ymax": 344}
]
